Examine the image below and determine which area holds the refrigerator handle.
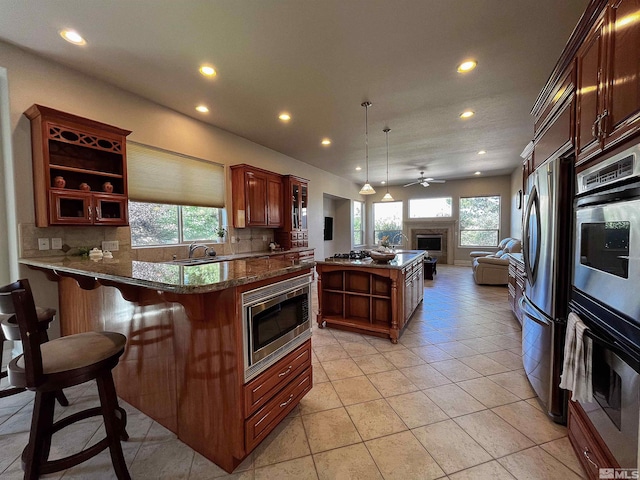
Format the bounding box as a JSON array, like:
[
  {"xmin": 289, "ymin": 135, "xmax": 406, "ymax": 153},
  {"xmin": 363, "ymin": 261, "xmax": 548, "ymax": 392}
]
[{"xmin": 519, "ymin": 296, "xmax": 551, "ymax": 327}]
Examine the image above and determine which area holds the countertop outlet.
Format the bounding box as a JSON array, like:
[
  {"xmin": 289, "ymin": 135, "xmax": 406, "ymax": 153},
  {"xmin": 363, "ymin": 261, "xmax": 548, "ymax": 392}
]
[{"xmin": 102, "ymin": 240, "xmax": 119, "ymax": 251}]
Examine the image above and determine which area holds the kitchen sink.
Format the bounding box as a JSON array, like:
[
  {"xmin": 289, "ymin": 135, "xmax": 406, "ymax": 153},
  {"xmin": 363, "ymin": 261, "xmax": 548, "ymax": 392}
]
[{"xmin": 168, "ymin": 257, "xmax": 223, "ymax": 265}]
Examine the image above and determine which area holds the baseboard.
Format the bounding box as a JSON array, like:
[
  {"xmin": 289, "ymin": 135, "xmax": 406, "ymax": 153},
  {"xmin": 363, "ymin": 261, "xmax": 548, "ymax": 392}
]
[{"xmin": 454, "ymin": 260, "xmax": 473, "ymax": 266}]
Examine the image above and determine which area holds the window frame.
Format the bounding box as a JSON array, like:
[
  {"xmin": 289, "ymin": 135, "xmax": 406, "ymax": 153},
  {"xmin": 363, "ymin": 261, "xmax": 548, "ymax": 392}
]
[
  {"xmin": 458, "ymin": 195, "xmax": 501, "ymax": 247},
  {"xmin": 408, "ymin": 197, "xmax": 453, "ymax": 219},
  {"xmin": 353, "ymin": 200, "xmax": 364, "ymax": 247}
]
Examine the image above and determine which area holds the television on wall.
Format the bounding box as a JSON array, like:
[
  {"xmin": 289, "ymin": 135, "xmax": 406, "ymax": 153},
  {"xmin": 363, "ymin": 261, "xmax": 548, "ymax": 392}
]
[{"xmin": 324, "ymin": 217, "xmax": 333, "ymax": 241}]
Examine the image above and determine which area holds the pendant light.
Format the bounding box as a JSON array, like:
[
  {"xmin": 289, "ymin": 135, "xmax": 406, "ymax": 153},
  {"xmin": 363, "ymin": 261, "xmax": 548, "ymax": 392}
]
[
  {"xmin": 381, "ymin": 127, "xmax": 394, "ymax": 202},
  {"xmin": 359, "ymin": 101, "xmax": 376, "ymax": 195}
]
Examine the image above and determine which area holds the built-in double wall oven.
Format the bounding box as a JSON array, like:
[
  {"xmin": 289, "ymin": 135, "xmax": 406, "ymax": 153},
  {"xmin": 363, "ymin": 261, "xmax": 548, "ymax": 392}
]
[{"xmin": 572, "ymin": 141, "xmax": 640, "ymax": 468}]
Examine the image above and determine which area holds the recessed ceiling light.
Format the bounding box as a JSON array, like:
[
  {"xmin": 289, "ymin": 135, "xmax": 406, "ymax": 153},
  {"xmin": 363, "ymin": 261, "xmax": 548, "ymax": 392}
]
[
  {"xmin": 381, "ymin": 180, "xmax": 386, "ymax": 185},
  {"xmin": 474, "ymin": 171, "xmax": 482, "ymax": 175},
  {"xmin": 321, "ymin": 138, "xmax": 331, "ymax": 146},
  {"xmin": 355, "ymin": 166, "xmax": 362, "ymax": 171},
  {"xmin": 195, "ymin": 105, "xmax": 209, "ymax": 113},
  {"xmin": 460, "ymin": 110, "xmax": 475, "ymax": 119},
  {"xmin": 478, "ymin": 150, "xmax": 487, "ymax": 155},
  {"xmin": 457, "ymin": 60, "xmax": 477, "ymax": 73},
  {"xmin": 60, "ymin": 29, "xmax": 86, "ymax": 46},
  {"xmin": 279, "ymin": 113, "xmax": 291, "ymax": 122},
  {"xmin": 199, "ymin": 65, "xmax": 217, "ymax": 77}
]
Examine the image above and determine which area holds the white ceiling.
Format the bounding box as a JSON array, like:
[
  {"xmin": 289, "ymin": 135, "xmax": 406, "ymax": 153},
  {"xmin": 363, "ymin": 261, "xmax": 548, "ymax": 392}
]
[{"xmin": 0, "ymin": 0, "xmax": 588, "ymax": 186}]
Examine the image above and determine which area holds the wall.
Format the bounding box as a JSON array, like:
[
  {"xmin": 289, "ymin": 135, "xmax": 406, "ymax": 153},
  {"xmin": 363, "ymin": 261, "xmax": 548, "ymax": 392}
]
[
  {"xmin": 510, "ymin": 167, "xmax": 523, "ymax": 239},
  {"xmin": 364, "ymin": 174, "xmax": 513, "ymax": 265}
]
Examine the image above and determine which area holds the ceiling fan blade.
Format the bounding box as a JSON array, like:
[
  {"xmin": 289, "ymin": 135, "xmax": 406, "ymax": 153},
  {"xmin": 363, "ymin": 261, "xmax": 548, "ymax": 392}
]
[
  {"xmin": 403, "ymin": 181, "xmax": 420, "ymax": 187},
  {"xmin": 428, "ymin": 179, "xmax": 446, "ymax": 183}
]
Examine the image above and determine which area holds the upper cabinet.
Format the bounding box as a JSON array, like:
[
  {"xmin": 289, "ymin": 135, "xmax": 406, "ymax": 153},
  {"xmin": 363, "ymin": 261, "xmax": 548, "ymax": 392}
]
[
  {"xmin": 275, "ymin": 175, "xmax": 309, "ymax": 249},
  {"xmin": 230, "ymin": 164, "xmax": 283, "ymax": 228},
  {"xmin": 576, "ymin": 0, "xmax": 640, "ymax": 164},
  {"xmin": 24, "ymin": 105, "xmax": 131, "ymax": 227}
]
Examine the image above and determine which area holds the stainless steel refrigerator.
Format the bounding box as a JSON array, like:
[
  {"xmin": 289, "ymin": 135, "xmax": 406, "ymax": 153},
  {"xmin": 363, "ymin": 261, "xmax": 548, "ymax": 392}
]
[{"xmin": 521, "ymin": 154, "xmax": 574, "ymax": 423}]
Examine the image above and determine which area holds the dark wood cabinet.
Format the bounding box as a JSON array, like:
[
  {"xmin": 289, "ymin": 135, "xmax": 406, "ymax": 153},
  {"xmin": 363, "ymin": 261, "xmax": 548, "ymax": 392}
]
[
  {"xmin": 508, "ymin": 254, "xmax": 525, "ymax": 325},
  {"xmin": 230, "ymin": 164, "xmax": 283, "ymax": 228},
  {"xmin": 275, "ymin": 175, "xmax": 309, "ymax": 249},
  {"xmin": 576, "ymin": 0, "xmax": 640, "ymax": 164},
  {"xmin": 24, "ymin": 104, "xmax": 131, "ymax": 227}
]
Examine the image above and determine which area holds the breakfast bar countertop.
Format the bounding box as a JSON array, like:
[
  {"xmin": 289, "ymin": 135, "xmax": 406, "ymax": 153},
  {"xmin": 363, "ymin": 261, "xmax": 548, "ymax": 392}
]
[
  {"xmin": 19, "ymin": 255, "xmax": 313, "ymax": 294},
  {"xmin": 317, "ymin": 249, "xmax": 425, "ymax": 269}
]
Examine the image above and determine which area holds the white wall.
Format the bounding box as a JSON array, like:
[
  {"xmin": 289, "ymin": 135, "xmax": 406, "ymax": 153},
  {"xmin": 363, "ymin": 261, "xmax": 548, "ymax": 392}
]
[{"xmin": 510, "ymin": 167, "xmax": 523, "ymax": 239}]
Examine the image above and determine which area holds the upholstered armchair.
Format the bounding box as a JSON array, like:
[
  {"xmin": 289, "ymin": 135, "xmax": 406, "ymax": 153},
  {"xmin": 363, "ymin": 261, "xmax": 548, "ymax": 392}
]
[
  {"xmin": 469, "ymin": 237, "xmax": 517, "ymax": 260},
  {"xmin": 472, "ymin": 239, "xmax": 522, "ymax": 285}
]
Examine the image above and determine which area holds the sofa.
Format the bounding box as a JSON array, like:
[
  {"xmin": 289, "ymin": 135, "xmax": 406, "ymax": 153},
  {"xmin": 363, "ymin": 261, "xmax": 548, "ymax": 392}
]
[
  {"xmin": 472, "ymin": 238, "xmax": 522, "ymax": 285},
  {"xmin": 469, "ymin": 237, "xmax": 518, "ymax": 260}
]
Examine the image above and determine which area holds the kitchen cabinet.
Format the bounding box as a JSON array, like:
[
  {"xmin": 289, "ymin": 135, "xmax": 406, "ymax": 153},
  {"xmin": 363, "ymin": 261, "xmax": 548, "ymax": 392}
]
[
  {"xmin": 230, "ymin": 165, "xmax": 283, "ymax": 228},
  {"xmin": 275, "ymin": 175, "xmax": 309, "ymax": 249},
  {"xmin": 576, "ymin": 0, "xmax": 640, "ymax": 164},
  {"xmin": 24, "ymin": 104, "xmax": 131, "ymax": 227},
  {"xmin": 508, "ymin": 253, "xmax": 525, "ymax": 325}
]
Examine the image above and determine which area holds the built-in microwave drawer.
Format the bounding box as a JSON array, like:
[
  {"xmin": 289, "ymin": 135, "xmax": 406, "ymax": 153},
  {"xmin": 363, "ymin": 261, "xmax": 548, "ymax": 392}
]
[
  {"xmin": 243, "ymin": 340, "xmax": 311, "ymax": 416},
  {"xmin": 244, "ymin": 366, "xmax": 312, "ymax": 452}
]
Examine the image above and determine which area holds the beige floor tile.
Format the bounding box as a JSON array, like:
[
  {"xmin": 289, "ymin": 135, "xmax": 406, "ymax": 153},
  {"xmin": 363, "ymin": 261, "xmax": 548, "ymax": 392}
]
[
  {"xmin": 454, "ymin": 410, "xmax": 535, "ymax": 458},
  {"xmin": 312, "ymin": 363, "xmax": 329, "ymax": 384},
  {"xmin": 313, "ymin": 443, "xmax": 382, "ymax": 480},
  {"xmin": 386, "ymin": 391, "xmax": 448, "ymax": 428},
  {"xmin": 525, "ymin": 398, "xmax": 545, "ymax": 412},
  {"xmin": 331, "ymin": 330, "xmax": 369, "ymax": 344},
  {"xmin": 302, "ymin": 407, "xmax": 362, "ymax": 453},
  {"xmin": 298, "ymin": 382, "xmax": 342, "ymax": 415},
  {"xmin": 435, "ymin": 341, "xmax": 479, "ymax": 358},
  {"xmin": 311, "ymin": 330, "xmax": 339, "ymax": 347},
  {"xmin": 484, "ymin": 349, "xmax": 524, "ymax": 370},
  {"xmin": 313, "ymin": 344, "xmax": 349, "ymax": 362},
  {"xmin": 398, "ymin": 332, "xmax": 432, "ymax": 348},
  {"xmin": 351, "ymin": 353, "xmax": 396, "ymax": 374},
  {"xmin": 400, "ymin": 364, "xmax": 451, "ymax": 389},
  {"xmin": 459, "ymin": 354, "xmax": 511, "ymax": 375},
  {"xmin": 448, "ymin": 460, "xmax": 516, "ymax": 479},
  {"xmin": 410, "ymin": 345, "xmax": 454, "ymax": 363},
  {"xmin": 430, "ymin": 359, "xmax": 483, "ymax": 382},
  {"xmin": 366, "ymin": 430, "xmax": 445, "ymax": 480},
  {"xmin": 321, "ymin": 357, "xmax": 364, "ymax": 381},
  {"xmin": 493, "ymin": 401, "xmax": 567, "ymax": 444},
  {"xmin": 367, "ymin": 337, "xmax": 409, "ymax": 353},
  {"xmin": 332, "ymin": 375, "xmax": 381, "ymax": 406},
  {"xmin": 382, "ymin": 349, "xmax": 426, "ymax": 368},
  {"xmin": 341, "ymin": 341, "xmax": 378, "ymax": 357},
  {"xmin": 255, "ymin": 455, "xmax": 318, "ymax": 480},
  {"xmin": 498, "ymin": 446, "xmax": 584, "ymax": 480},
  {"xmin": 346, "ymin": 399, "xmax": 407, "ymax": 440},
  {"xmin": 187, "ymin": 452, "xmax": 254, "ymax": 479},
  {"xmin": 540, "ymin": 437, "xmax": 586, "ymax": 478},
  {"xmin": 457, "ymin": 377, "xmax": 520, "ymax": 408},
  {"xmin": 128, "ymin": 438, "xmax": 194, "ymax": 479},
  {"xmin": 253, "ymin": 416, "xmax": 310, "ymax": 467},
  {"xmin": 367, "ymin": 370, "xmax": 419, "ymax": 397},
  {"xmin": 422, "ymin": 331, "xmax": 456, "ymax": 344},
  {"xmin": 412, "ymin": 419, "xmax": 492, "ymax": 474},
  {"xmin": 487, "ymin": 370, "xmax": 537, "ymax": 399},
  {"xmin": 423, "ymin": 384, "xmax": 486, "ymax": 417}
]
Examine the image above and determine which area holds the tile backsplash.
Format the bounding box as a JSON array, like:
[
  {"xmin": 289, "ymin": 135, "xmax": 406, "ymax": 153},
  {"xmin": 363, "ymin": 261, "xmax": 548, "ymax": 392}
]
[{"xmin": 19, "ymin": 223, "xmax": 276, "ymax": 262}]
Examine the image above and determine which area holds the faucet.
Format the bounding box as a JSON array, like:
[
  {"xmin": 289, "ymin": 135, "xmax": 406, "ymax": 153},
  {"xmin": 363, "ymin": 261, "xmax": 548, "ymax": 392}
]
[
  {"xmin": 188, "ymin": 242, "xmax": 209, "ymax": 258},
  {"xmin": 391, "ymin": 233, "xmax": 410, "ymax": 251}
]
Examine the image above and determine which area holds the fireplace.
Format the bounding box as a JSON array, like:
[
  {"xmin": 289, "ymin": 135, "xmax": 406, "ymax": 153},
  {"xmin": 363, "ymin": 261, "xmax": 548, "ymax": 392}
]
[{"xmin": 416, "ymin": 234, "xmax": 442, "ymax": 253}]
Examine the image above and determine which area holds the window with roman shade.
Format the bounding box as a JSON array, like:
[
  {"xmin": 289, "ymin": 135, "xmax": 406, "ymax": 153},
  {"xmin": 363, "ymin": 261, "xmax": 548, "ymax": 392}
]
[{"xmin": 127, "ymin": 142, "xmax": 225, "ymax": 207}]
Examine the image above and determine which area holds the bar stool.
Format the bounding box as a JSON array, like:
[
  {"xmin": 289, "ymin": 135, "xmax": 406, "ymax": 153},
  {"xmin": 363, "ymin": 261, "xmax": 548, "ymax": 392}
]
[
  {"xmin": 1, "ymin": 279, "xmax": 131, "ymax": 479},
  {"xmin": 0, "ymin": 292, "xmax": 68, "ymax": 406}
]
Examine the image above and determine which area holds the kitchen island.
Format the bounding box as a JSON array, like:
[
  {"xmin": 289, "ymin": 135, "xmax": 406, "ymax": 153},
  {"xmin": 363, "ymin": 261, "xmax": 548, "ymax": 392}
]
[
  {"xmin": 316, "ymin": 250, "xmax": 425, "ymax": 343},
  {"xmin": 20, "ymin": 255, "xmax": 314, "ymax": 473}
]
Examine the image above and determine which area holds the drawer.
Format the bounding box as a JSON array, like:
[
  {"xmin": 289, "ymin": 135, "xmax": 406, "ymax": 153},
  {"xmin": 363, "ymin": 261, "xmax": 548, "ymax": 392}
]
[
  {"xmin": 296, "ymin": 232, "xmax": 304, "ymax": 240},
  {"xmin": 244, "ymin": 340, "xmax": 311, "ymax": 416},
  {"xmin": 290, "ymin": 232, "xmax": 298, "ymax": 241},
  {"xmin": 284, "ymin": 253, "xmax": 298, "ymax": 261},
  {"xmin": 291, "ymin": 240, "xmax": 300, "ymax": 247},
  {"xmin": 303, "ymin": 232, "xmax": 308, "ymax": 240},
  {"xmin": 245, "ymin": 367, "xmax": 312, "ymax": 452}
]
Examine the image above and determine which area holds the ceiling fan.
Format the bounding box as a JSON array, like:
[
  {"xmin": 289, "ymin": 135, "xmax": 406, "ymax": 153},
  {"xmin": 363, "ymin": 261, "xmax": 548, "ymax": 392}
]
[{"xmin": 403, "ymin": 171, "xmax": 446, "ymax": 187}]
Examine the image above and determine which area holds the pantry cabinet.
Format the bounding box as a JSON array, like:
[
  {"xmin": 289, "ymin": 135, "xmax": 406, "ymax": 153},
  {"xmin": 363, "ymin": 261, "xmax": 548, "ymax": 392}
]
[
  {"xmin": 24, "ymin": 104, "xmax": 131, "ymax": 227},
  {"xmin": 275, "ymin": 175, "xmax": 309, "ymax": 249},
  {"xmin": 230, "ymin": 164, "xmax": 283, "ymax": 228}
]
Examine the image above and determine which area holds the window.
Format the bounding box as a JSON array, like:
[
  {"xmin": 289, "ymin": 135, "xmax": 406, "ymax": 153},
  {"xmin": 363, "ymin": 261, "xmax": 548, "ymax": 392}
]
[
  {"xmin": 459, "ymin": 196, "xmax": 500, "ymax": 247},
  {"xmin": 129, "ymin": 202, "xmax": 223, "ymax": 246},
  {"xmin": 409, "ymin": 197, "xmax": 452, "ymax": 218},
  {"xmin": 373, "ymin": 201, "xmax": 402, "ymax": 245},
  {"xmin": 353, "ymin": 201, "xmax": 364, "ymax": 246}
]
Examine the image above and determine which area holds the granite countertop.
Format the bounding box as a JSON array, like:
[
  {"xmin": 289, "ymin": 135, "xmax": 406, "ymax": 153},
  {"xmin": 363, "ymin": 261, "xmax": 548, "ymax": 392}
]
[
  {"xmin": 20, "ymin": 255, "xmax": 313, "ymax": 294},
  {"xmin": 316, "ymin": 250, "xmax": 425, "ymax": 269}
]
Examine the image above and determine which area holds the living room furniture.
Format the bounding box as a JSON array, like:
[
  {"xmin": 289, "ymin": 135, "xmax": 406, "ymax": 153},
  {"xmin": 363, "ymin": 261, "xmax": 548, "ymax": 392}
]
[
  {"xmin": 424, "ymin": 257, "xmax": 437, "ymax": 280},
  {"xmin": 472, "ymin": 239, "xmax": 522, "ymax": 285},
  {"xmin": 469, "ymin": 237, "xmax": 519, "ymax": 260},
  {"xmin": 1, "ymin": 279, "xmax": 130, "ymax": 479}
]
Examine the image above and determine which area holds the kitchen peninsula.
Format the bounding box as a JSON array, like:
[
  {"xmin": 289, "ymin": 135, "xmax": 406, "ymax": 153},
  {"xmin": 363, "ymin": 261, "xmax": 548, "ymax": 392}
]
[
  {"xmin": 316, "ymin": 250, "xmax": 425, "ymax": 343},
  {"xmin": 19, "ymin": 255, "xmax": 314, "ymax": 473}
]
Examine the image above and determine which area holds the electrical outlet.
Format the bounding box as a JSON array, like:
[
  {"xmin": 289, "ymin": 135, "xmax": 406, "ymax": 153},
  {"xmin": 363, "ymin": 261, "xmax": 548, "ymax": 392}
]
[
  {"xmin": 102, "ymin": 240, "xmax": 119, "ymax": 251},
  {"xmin": 51, "ymin": 238, "xmax": 62, "ymax": 250},
  {"xmin": 38, "ymin": 238, "xmax": 50, "ymax": 250},
  {"xmin": 231, "ymin": 236, "xmax": 237, "ymax": 244},
  {"xmin": 262, "ymin": 235, "xmax": 268, "ymax": 241}
]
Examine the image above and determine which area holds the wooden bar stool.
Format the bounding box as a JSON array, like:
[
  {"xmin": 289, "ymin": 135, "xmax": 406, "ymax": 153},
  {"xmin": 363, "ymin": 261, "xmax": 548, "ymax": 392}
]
[
  {"xmin": 1, "ymin": 279, "xmax": 131, "ymax": 479},
  {"xmin": 0, "ymin": 294, "xmax": 68, "ymax": 406}
]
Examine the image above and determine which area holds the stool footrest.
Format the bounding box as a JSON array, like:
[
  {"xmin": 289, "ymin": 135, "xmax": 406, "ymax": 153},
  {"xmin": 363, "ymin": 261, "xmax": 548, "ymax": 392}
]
[{"xmin": 31, "ymin": 437, "xmax": 110, "ymax": 475}]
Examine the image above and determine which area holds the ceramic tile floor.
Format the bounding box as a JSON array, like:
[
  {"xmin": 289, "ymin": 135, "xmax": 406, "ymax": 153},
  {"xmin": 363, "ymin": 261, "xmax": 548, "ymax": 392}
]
[{"xmin": 0, "ymin": 265, "xmax": 586, "ymax": 479}]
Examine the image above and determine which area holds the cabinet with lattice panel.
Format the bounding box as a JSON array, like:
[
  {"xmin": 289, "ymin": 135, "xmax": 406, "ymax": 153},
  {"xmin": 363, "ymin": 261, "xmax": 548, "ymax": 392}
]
[{"xmin": 24, "ymin": 105, "xmax": 131, "ymax": 226}]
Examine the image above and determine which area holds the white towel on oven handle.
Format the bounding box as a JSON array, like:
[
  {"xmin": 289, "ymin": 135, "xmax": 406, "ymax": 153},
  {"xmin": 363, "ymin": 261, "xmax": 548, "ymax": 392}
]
[{"xmin": 559, "ymin": 312, "xmax": 593, "ymax": 403}]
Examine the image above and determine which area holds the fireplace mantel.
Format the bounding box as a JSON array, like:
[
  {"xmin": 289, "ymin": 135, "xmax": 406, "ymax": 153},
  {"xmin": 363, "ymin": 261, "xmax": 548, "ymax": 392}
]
[{"xmin": 408, "ymin": 221, "xmax": 456, "ymax": 264}]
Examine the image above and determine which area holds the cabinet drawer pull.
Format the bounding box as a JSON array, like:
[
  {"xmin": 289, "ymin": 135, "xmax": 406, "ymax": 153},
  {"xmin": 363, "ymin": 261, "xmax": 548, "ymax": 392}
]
[
  {"xmin": 279, "ymin": 394, "xmax": 294, "ymax": 408},
  {"xmin": 278, "ymin": 367, "xmax": 292, "ymax": 377},
  {"xmin": 583, "ymin": 447, "xmax": 599, "ymax": 470},
  {"xmin": 87, "ymin": 206, "xmax": 92, "ymax": 219},
  {"xmin": 96, "ymin": 207, "xmax": 101, "ymax": 220}
]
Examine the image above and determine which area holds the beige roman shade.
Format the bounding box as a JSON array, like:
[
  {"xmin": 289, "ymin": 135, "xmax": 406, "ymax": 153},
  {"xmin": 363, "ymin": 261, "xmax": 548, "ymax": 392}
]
[{"xmin": 127, "ymin": 142, "xmax": 225, "ymax": 207}]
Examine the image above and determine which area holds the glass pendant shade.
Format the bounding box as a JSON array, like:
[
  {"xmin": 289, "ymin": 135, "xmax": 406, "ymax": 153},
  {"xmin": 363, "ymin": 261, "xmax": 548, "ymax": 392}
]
[
  {"xmin": 359, "ymin": 101, "xmax": 376, "ymax": 195},
  {"xmin": 380, "ymin": 127, "xmax": 394, "ymax": 201}
]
